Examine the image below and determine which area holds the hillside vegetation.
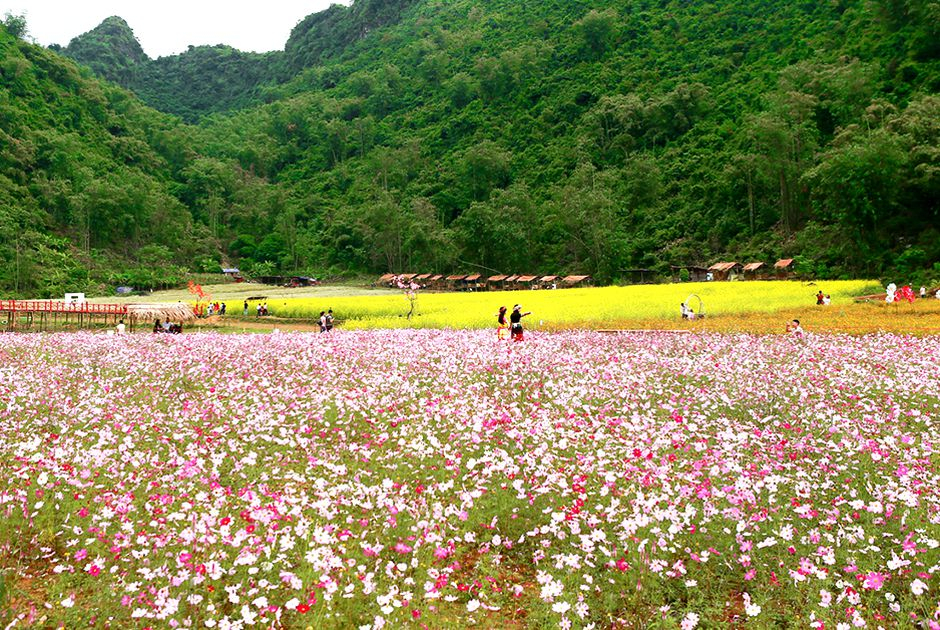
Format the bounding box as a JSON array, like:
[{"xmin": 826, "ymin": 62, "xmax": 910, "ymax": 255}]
[{"xmin": 1, "ymin": 0, "xmax": 938, "ymax": 297}]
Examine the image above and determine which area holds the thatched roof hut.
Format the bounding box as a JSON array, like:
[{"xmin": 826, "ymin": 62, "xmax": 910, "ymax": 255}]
[
  {"xmin": 708, "ymin": 262, "xmax": 742, "ymax": 281},
  {"xmin": 562, "ymin": 275, "xmax": 593, "ymax": 286},
  {"xmin": 127, "ymin": 303, "xmax": 196, "ymax": 324}
]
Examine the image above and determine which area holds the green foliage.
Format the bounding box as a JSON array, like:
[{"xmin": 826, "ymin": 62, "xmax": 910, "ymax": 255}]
[
  {"xmin": 0, "ymin": 29, "xmax": 199, "ymax": 297},
  {"xmin": 60, "ymin": 17, "xmax": 279, "ymax": 123},
  {"xmin": 54, "ymin": 17, "xmax": 145, "ymax": 85},
  {"xmin": 574, "ymin": 9, "xmax": 619, "ymax": 58},
  {"xmin": 3, "ymin": 0, "xmax": 940, "ymax": 299},
  {"xmin": 1, "ymin": 12, "xmax": 28, "ymax": 40},
  {"xmin": 59, "ymin": 2, "xmax": 420, "ymax": 122}
]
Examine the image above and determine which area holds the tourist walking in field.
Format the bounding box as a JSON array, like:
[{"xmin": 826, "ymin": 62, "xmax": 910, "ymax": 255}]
[
  {"xmin": 326, "ymin": 309, "xmax": 335, "ymax": 332},
  {"xmin": 243, "ymin": 300, "xmax": 249, "ymax": 316},
  {"xmin": 319, "ymin": 311, "xmax": 327, "ymax": 332},
  {"xmin": 816, "ymin": 291, "xmax": 824, "ymax": 305},
  {"xmin": 510, "ymin": 304, "xmax": 531, "ymax": 341},
  {"xmin": 496, "ymin": 306, "xmax": 509, "ymax": 340}
]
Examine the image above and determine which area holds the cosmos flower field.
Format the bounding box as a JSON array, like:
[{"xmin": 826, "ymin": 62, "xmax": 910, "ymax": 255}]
[{"xmin": 1, "ymin": 330, "xmax": 938, "ymax": 629}]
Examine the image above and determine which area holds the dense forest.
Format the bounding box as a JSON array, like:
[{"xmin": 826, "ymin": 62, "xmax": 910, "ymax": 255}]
[{"xmin": 1, "ymin": 0, "xmax": 938, "ymax": 297}]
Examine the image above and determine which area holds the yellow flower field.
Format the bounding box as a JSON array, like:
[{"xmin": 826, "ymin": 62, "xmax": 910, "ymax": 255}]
[{"xmin": 254, "ymin": 280, "xmax": 883, "ymax": 330}]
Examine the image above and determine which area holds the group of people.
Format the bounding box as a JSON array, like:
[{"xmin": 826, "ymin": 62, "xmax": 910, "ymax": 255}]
[
  {"xmin": 496, "ymin": 304, "xmax": 531, "ymax": 341},
  {"xmin": 319, "ymin": 310, "xmax": 335, "ymax": 332},
  {"xmin": 249, "ymin": 301, "xmax": 269, "ymax": 317},
  {"xmin": 194, "ymin": 302, "xmax": 226, "ymax": 317},
  {"xmin": 680, "ymin": 302, "xmax": 702, "ymax": 319},
  {"xmin": 815, "ymin": 291, "xmax": 831, "ymax": 305},
  {"xmin": 153, "ymin": 319, "xmax": 183, "ymax": 334}
]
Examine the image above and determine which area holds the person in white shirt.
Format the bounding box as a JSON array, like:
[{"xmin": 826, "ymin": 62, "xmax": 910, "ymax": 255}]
[
  {"xmin": 786, "ymin": 319, "xmax": 804, "ymax": 337},
  {"xmin": 116, "ymin": 319, "xmax": 125, "ymax": 334}
]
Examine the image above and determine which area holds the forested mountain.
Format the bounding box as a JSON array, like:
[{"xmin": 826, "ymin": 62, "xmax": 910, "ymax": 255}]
[
  {"xmin": 56, "ymin": 1, "xmax": 420, "ymax": 121},
  {"xmin": 54, "ymin": 17, "xmax": 279, "ymax": 121},
  {"xmin": 0, "ymin": 26, "xmax": 203, "ymax": 296},
  {"xmin": 1, "ymin": 0, "xmax": 938, "ymax": 297}
]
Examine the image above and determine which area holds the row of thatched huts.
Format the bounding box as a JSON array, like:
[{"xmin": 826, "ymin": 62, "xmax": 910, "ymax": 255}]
[
  {"xmin": 672, "ymin": 259, "xmax": 796, "ymax": 282},
  {"xmin": 376, "ymin": 273, "xmax": 593, "ymax": 291}
]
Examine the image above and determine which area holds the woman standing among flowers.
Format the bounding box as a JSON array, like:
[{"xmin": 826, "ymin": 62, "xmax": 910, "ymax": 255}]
[
  {"xmin": 510, "ymin": 304, "xmax": 531, "ymax": 342},
  {"xmin": 496, "ymin": 306, "xmax": 509, "ymax": 340}
]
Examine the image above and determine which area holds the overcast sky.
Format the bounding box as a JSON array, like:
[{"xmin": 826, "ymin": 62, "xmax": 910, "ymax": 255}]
[{"xmin": 2, "ymin": 1, "xmax": 349, "ymax": 58}]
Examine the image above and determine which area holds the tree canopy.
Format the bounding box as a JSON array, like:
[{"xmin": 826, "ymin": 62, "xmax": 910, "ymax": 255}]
[{"xmin": 1, "ymin": 0, "xmax": 939, "ymax": 297}]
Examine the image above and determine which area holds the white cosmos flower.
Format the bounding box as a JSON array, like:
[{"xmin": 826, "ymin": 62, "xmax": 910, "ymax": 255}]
[{"xmin": 552, "ymin": 601, "xmax": 571, "ymax": 613}]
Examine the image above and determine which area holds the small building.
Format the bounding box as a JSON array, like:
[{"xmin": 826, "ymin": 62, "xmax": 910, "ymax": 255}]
[
  {"xmin": 671, "ymin": 265, "xmax": 709, "ymax": 282},
  {"xmin": 414, "ymin": 273, "xmax": 432, "ymax": 287},
  {"xmin": 562, "ymin": 275, "xmax": 593, "ymax": 287},
  {"xmin": 487, "ymin": 275, "xmax": 508, "ymax": 290},
  {"xmin": 708, "ymin": 262, "xmax": 741, "ymax": 281},
  {"xmin": 539, "ymin": 275, "xmax": 559, "ymax": 290},
  {"xmin": 376, "ymin": 273, "xmax": 396, "ymax": 287},
  {"xmin": 742, "ymin": 262, "xmax": 766, "ymax": 280},
  {"xmin": 445, "ymin": 274, "xmax": 467, "ymax": 291},
  {"xmin": 221, "ymin": 267, "xmax": 245, "ymax": 282},
  {"xmin": 774, "ymin": 258, "xmax": 795, "ymax": 279},
  {"xmin": 463, "ymin": 273, "xmax": 483, "ymax": 291},
  {"xmin": 621, "ymin": 269, "xmax": 655, "ymax": 284},
  {"xmin": 427, "ymin": 274, "xmax": 444, "ymax": 289},
  {"xmin": 516, "ymin": 275, "xmax": 540, "ymax": 289},
  {"xmin": 287, "ymin": 276, "xmax": 317, "ymax": 287},
  {"xmin": 504, "ymin": 275, "xmax": 520, "ymax": 288}
]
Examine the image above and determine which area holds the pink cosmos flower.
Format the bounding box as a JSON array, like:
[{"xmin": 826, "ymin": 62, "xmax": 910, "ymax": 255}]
[
  {"xmin": 863, "ymin": 572, "xmax": 886, "ymax": 590},
  {"xmin": 394, "ymin": 542, "xmax": 413, "ymax": 554}
]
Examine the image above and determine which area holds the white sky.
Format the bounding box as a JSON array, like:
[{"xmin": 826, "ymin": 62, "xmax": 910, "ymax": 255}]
[{"xmin": 2, "ymin": 1, "xmax": 350, "ymax": 58}]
